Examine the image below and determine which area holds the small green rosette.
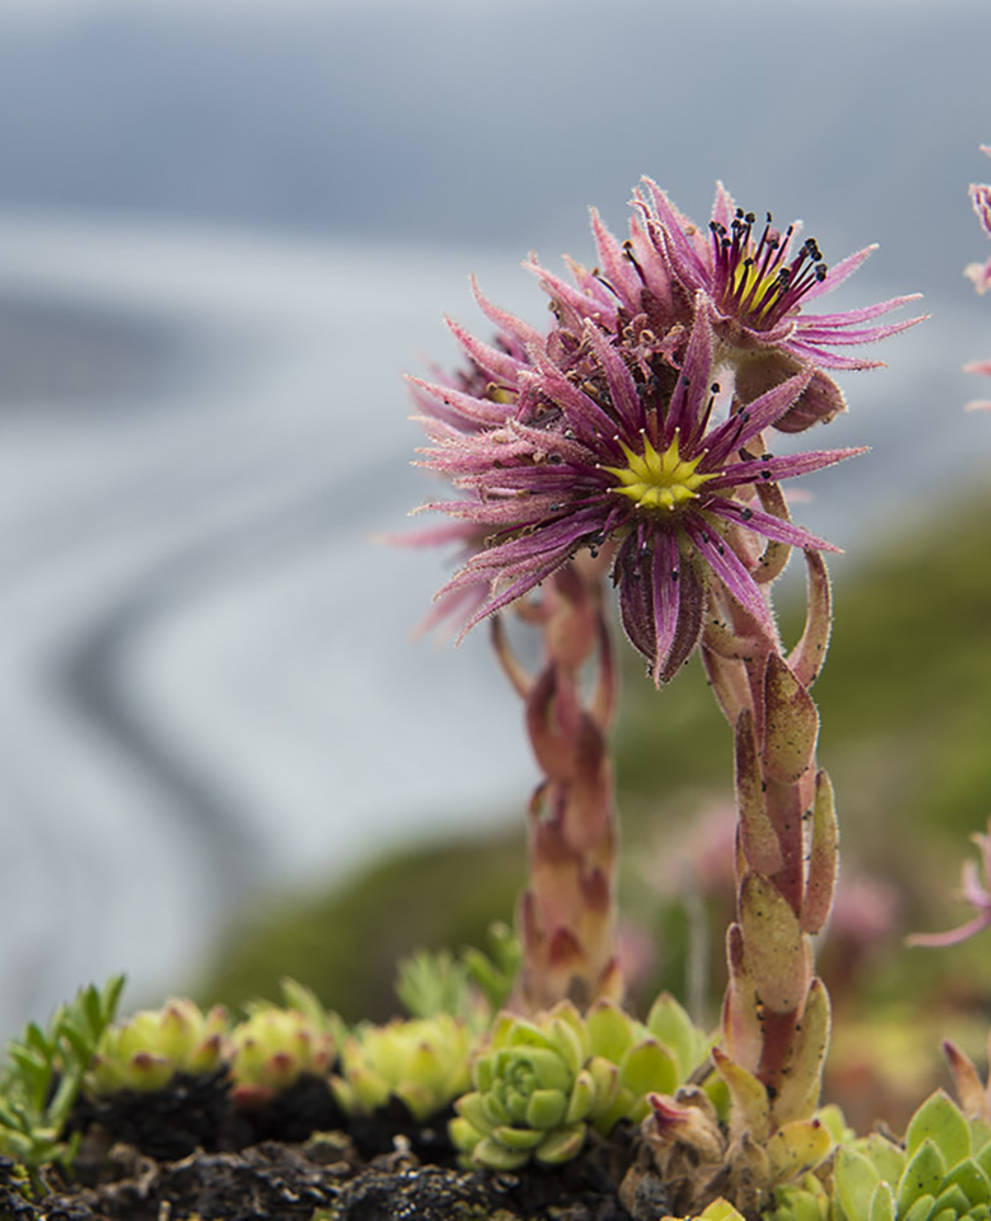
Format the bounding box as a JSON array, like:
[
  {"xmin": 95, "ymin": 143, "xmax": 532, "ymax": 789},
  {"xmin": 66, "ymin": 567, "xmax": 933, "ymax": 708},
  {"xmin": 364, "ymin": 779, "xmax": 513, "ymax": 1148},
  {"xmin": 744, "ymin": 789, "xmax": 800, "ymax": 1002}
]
[{"xmin": 451, "ymin": 997, "xmax": 698, "ymax": 1170}]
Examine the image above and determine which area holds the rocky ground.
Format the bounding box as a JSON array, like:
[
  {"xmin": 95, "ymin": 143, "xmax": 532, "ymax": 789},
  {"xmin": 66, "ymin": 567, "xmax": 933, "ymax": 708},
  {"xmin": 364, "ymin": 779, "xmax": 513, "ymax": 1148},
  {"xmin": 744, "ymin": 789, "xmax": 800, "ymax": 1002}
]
[
  {"xmin": 1, "ymin": 1136, "xmax": 640, "ymax": 1221},
  {"xmin": 1, "ymin": 1074, "xmax": 642, "ymax": 1221}
]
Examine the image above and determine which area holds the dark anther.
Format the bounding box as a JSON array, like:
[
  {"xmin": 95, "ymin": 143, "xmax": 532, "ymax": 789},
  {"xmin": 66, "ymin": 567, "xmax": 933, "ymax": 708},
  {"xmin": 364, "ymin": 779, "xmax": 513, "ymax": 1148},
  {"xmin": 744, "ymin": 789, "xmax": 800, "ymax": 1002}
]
[
  {"xmin": 672, "ymin": 569, "xmax": 679, "ymax": 581},
  {"xmin": 766, "ymin": 211, "xmax": 773, "ymax": 224},
  {"xmin": 760, "ymin": 470, "xmax": 772, "ymax": 480},
  {"xmin": 735, "ymin": 207, "xmax": 744, "ymax": 218},
  {"xmin": 815, "ymin": 265, "xmax": 828, "ymax": 282},
  {"xmin": 740, "ymin": 507, "xmax": 753, "ymax": 520},
  {"xmin": 711, "ymin": 382, "xmax": 720, "ymax": 393},
  {"xmin": 761, "ymin": 452, "xmax": 773, "ymax": 460},
  {"xmin": 745, "ymin": 211, "xmax": 755, "ymax": 224}
]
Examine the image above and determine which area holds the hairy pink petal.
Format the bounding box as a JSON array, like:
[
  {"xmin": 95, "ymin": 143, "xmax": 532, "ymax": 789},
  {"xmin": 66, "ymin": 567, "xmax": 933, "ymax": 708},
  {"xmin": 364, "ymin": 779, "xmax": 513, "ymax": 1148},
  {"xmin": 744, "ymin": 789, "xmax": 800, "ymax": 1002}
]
[
  {"xmin": 703, "ymin": 372, "xmax": 812, "ymax": 465},
  {"xmin": 406, "ymin": 375, "xmax": 514, "ymax": 428},
  {"xmin": 469, "ymin": 275, "xmax": 545, "ymax": 352},
  {"xmin": 589, "ymin": 206, "xmax": 642, "ymax": 307},
  {"xmin": 524, "ymin": 259, "xmax": 617, "ymax": 329},
  {"xmin": 705, "ymin": 446, "xmax": 866, "ymax": 492},
  {"xmin": 665, "ymin": 299, "xmax": 712, "ymax": 444},
  {"xmin": 683, "ymin": 518, "xmax": 774, "ymax": 639},
  {"xmin": 800, "ymin": 244, "xmax": 876, "ymax": 301},
  {"xmin": 650, "ymin": 532, "xmax": 681, "ymax": 683},
  {"xmin": 805, "ymin": 293, "xmax": 923, "ymax": 327},
  {"xmin": 446, "ymin": 317, "xmax": 526, "ymax": 385},
  {"xmin": 583, "ymin": 321, "xmax": 642, "ymax": 432},
  {"xmin": 710, "ymin": 498, "xmax": 840, "ymax": 553}
]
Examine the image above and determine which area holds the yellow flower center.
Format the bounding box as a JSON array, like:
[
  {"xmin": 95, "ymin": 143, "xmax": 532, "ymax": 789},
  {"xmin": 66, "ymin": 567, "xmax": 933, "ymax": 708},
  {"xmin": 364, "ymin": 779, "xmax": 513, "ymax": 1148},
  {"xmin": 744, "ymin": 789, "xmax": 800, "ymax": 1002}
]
[
  {"xmin": 602, "ymin": 432, "xmax": 714, "ymax": 512},
  {"xmin": 730, "ymin": 259, "xmax": 783, "ymax": 320}
]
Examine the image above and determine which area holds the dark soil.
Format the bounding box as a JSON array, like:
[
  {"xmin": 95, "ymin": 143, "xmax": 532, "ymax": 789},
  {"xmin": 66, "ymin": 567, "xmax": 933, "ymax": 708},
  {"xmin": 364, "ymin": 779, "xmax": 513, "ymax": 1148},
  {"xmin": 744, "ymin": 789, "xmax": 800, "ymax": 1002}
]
[
  {"xmin": 6, "ymin": 1073, "xmax": 649, "ymax": 1220},
  {"xmin": 1, "ymin": 1129, "xmax": 642, "ymax": 1221},
  {"xmin": 65, "ymin": 1073, "xmax": 347, "ymax": 1163}
]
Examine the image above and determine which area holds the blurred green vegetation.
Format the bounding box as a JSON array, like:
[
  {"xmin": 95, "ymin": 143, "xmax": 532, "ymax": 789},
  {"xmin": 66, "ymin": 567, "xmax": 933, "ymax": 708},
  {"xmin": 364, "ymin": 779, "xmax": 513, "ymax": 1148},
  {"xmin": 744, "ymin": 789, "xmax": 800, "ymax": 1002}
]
[{"xmin": 198, "ymin": 485, "xmax": 991, "ymax": 1116}]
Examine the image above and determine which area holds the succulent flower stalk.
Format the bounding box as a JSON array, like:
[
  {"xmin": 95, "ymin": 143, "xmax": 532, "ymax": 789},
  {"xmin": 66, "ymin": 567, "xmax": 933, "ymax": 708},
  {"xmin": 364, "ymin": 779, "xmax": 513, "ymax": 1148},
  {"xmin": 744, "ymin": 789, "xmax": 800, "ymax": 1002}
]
[
  {"xmin": 699, "ymin": 545, "xmax": 838, "ymax": 1128},
  {"xmin": 491, "ymin": 554, "xmax": 623, "ymax": 1013},
  {"xmin": 407, "ymin": 174, "xmax": 919, "ymax": 1207}
]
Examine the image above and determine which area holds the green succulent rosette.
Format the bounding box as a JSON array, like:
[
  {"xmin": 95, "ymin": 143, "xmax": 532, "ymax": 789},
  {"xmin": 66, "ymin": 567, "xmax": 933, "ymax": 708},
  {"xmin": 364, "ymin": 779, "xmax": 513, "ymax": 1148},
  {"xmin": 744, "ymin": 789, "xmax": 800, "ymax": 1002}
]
[
  {"xmin": 84, "ymin": 998, "xmax": 227, "ymax": 1095},
  {"xmin": 451, "ymin": 997, "xmax": 700, "ymax": 1171},
  {"xmin": 229, "ymin": 1003, "xmax": 336, "ymax": 1107},
  {"xmin": 331, "ymin": 1013, "xmax": 474, "ymax": 1123},
  {"xmin": 829, "ymin": 1091, "xmax": 991, "ymax": 1221}
]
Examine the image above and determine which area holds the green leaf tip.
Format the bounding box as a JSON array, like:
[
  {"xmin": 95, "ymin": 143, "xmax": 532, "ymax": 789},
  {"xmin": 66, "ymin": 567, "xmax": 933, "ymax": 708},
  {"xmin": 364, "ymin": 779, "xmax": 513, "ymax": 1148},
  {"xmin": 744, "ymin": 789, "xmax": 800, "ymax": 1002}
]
[{"xmin": 907, "ymin": 1091, "xmax": 973, "ymax": 1167}]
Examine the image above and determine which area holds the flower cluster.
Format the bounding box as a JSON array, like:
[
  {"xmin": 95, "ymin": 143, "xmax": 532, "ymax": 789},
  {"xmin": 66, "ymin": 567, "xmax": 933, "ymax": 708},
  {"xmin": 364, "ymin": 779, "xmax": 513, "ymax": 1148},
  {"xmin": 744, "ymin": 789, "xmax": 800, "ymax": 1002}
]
[
  {"xmin": 412, "ymin": 179, "xmax": 920, "ymax": 682},
  {"xmin": 964, "ymin": 146, "xmax": 991, "ymax": 411}
]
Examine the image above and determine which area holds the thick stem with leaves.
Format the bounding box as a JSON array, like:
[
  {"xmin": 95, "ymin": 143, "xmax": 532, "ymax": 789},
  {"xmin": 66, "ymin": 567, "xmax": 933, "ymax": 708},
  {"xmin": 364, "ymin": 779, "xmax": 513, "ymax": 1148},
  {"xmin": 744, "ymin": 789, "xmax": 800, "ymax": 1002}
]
[
  {"xmin": 491, "ymin": 554, "xmax": 622, "ymax": 1013},
  {"xmin": 701, "ymin": 492, "xmax": 839, "ymax": 1130}
]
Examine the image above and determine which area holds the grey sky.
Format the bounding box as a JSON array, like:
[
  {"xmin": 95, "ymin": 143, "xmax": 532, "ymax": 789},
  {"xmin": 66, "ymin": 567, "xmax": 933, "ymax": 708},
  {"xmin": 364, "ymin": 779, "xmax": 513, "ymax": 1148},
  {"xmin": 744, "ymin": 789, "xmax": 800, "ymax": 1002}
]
[{"xmin": 0, "ymin": 0, "xmax": 983, "ymax": 305}]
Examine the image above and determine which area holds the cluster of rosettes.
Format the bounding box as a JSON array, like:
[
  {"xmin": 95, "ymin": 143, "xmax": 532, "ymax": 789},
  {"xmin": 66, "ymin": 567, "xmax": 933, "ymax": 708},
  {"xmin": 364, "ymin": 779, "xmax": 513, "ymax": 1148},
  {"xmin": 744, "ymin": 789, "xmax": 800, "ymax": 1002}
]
[
  {"xmin": 411, "ymin": 178, "xmax": 921, "ymax": 679},
  {"xmin": 84, "ymin": 999, "xmax": 228, "ymax": 1095},
  {"xmin": 449, "ymin": 993, "xmax": 712, "ymax": 1170},
  {"xmin": 825, "ymin": 1090, "xmax": 991, "ymax": 1221},
  {"xmin": 331, "ymin": 1014, "xmax": 473, "ymax": 1123},
  {"xmin": 77, "ymin": 987, "xmax": 482, "ymax": 1155},
  {"xmin": 228, "ymin": 1002, "xmax": 337, "ymax": 1108}
]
